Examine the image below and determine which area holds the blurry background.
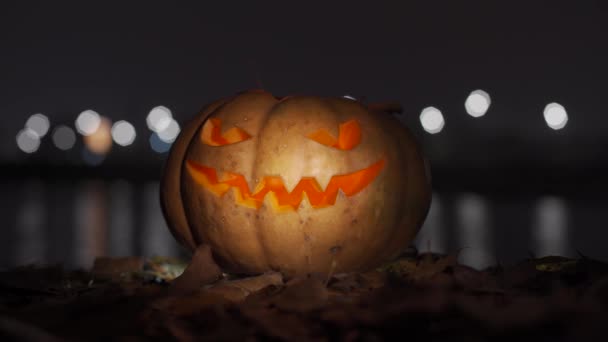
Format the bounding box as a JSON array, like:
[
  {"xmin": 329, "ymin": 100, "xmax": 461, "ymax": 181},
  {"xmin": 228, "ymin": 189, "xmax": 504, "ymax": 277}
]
[{"xmin": 1, "ymin": 1, "xmax": 607, "ymax": 270}]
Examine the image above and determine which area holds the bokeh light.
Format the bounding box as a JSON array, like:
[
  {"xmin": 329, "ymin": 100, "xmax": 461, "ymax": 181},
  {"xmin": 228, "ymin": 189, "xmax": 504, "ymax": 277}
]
[
  {"xmin": 149, "ymin": 132, "xmax": 172, "ymax": 153},
  {"xmin": 157, "ymin": 119, "xmax": 180, "ymax": 143},
  {"xmin": 75, "ymin": 110, "xmax": 101, "ymax": 136},
  {"xmin": 419, "ymin": 107, "xmax": 445, "ymax": 134},
  {"xmin": 343, "ymin": 95, "xmax": 356, "ymax": 100},
  {"xmin": 146, "ymin": 106, "xmax": 172, "ymax": 133},
  {"xmin": 543, "ymin": 102, "xmax": 568, "ymax": 130},
  {"xmin": 16, "ymin": 128, "xmax": 41, "ymax": 153},
  {"xmin": 52, "ymin": 125, "xmax": 77, "ymax": 150},
  {"xmin": 465, "ymin": 90, "xmax": 491, "ymax": 117},
  {"xmin": 111, "ymin": 120, "xmax": 136, "ymax": 146},
  {"xmin": 84, "ymin": 117, "xmax": 112, "ymax": 154},
  {"xmin": 25, "ymin": 113, "xmax": 50, "ymax": 137}
]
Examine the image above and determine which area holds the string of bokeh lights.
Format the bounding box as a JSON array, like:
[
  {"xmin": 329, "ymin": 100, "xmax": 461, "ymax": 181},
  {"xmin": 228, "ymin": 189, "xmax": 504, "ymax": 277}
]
[
  {"xmin": 16, "ymin": 91, "xmax": 570, "ymax": 161},
  {"xmin": 417, "ymin": 90, "xmax": 568, "ymax": 134},
  {"xmin": 16, "ymin": 106, "xmax": 181, "ymax": 160}
]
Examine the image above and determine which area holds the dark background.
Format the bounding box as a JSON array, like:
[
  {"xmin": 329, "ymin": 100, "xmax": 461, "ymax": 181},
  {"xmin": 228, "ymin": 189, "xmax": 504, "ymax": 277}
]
[{"xmin": 1, "ymin": 1, "xmax": 606, "ymax": 270}]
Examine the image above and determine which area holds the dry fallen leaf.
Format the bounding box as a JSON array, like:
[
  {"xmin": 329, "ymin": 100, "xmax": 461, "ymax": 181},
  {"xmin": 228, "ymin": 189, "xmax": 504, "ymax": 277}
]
[
  {"xmin": 0, "ymin": 315, "xmax": 66, "ymax": 342},
  {"xmin": 92, "ymin": 257, "xmax": 144, "ymax": 282},
  {"xmin": 169, "ymin": 244, "xmax": 222, "ymax": 295},
  {"xmin": 328, "ymin": 272, "xmax": 386, "ymax": 295},
  {"xmin": 0, "ymin": 265, "xmax": 71, "ymax": 295},
  {"xmin": 381, "ymin": 252, "xmax": 458, "ymax": 281},
  {"xmin": 533, "ymin": 256, "xmax": 578, "ymax": 272},
  {"xmin": 272, "ymin": 276, "xmax": 329, "ymax": 313},
  {"xmin": 147, "ymin": 291, "xmax": 231, "ymax": 317},
  {"xmin": 140, "ymin": 256, "xmax": 188, "ymax": 282},
  {"xmin": 205, "ymin": 272, "xmax": 283, "ymax": 303},
  {"xmin": 6, "ymin": 254, "xmax": 608, "ymax": 341}
]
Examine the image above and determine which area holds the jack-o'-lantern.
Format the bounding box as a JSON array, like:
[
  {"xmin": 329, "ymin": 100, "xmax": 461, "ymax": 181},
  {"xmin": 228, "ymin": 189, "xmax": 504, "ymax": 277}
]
[{"xmin": 160, "ymin": 90, "xmax": 431, "ymax": 277}]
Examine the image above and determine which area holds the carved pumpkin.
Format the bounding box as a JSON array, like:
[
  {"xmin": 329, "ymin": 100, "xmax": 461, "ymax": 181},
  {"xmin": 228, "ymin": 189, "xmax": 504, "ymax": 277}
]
[{"xmin": 161, "ymin": 90, "xmax": 431, "ymax": 276}]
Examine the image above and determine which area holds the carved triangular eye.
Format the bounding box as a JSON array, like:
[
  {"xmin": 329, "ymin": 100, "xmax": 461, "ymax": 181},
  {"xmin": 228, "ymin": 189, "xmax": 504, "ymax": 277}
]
[
  {"xmin": 201, "ymin": 118, "xmax": 252, "ymax": 146},
  {"xmin": 306, "ymin": 119, "xmax": 361, "ymax": 150}
]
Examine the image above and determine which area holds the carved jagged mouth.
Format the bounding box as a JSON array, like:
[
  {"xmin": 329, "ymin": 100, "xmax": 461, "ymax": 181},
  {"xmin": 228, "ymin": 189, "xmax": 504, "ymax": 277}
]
[{"xmin": 186, "ymin": 159, "xmax": 386, "ymax": 212}]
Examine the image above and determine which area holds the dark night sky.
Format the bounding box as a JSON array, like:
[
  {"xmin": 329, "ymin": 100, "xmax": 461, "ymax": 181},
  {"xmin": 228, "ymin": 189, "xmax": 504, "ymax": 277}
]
[{"xmin": 1, "ymin": 1, "xmax": 607, "ymax": 174}]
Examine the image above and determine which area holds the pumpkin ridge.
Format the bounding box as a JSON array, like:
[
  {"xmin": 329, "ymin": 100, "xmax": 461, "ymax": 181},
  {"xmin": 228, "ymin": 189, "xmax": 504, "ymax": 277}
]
[
  {"xmin": 181, "ymin": 99, "xmax": 236, "ymax": 247},
  {"xmin": 374, "ymin": 114, "xmax": 409, "ymax": 264},
  {"xmin": 160, "ymin": 97, "xmax": 228, "ymax": 251},
  {"xmin": 250, "ymin": 96, "xmax": 281, "ymax": 269}
]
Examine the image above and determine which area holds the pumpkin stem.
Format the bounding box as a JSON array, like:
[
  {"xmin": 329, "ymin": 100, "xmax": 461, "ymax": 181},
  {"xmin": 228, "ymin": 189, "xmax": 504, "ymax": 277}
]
[{"xmin": 367, "ymin": 102, "xmax": 403, "ymax": 115}]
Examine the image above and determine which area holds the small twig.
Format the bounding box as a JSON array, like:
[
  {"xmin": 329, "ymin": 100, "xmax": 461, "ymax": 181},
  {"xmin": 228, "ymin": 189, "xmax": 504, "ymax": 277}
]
[
  {"xmin": 324, "ymin": 259, "xmax": 338, "ymax": 287},
  {"xmin": 325, "ymin": 246, "xmax": 342, "ymax": 287},
  {"xmin": 576, "ymin": 249, "xmax": 589, "ymax": 260}
]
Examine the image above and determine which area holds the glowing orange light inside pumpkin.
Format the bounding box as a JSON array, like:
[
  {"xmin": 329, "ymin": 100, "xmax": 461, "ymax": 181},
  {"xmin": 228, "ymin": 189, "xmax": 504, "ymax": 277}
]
[
  {"xmin": 201, "ymin": 118, "xmax": 251, "ymax": 146},
  {"xmin": 186, "ymin": 158, "xmax": 385, "ymax": 212},
  {"xmin": 307, "ymin": 119, "xmax": 361, "ymax": 150}
]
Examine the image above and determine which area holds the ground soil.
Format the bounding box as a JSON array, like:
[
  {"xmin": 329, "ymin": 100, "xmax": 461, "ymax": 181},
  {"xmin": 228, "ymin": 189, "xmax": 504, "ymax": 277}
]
[{"xmin": 2, "ymin": 251, "xmax": 608, "ymax": 341}]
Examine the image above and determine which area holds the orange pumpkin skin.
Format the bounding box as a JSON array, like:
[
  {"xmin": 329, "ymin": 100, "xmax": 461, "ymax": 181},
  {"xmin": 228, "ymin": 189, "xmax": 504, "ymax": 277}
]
[{"xmin": 160, "ymin": 90, "xmax": 431, "ymax": 277}]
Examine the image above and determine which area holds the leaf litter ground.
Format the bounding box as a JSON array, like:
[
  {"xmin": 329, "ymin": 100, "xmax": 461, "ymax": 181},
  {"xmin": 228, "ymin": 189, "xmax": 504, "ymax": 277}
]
[{"xmin": 2, "ymin": 249, "xmax": 608, "ymax": 341}]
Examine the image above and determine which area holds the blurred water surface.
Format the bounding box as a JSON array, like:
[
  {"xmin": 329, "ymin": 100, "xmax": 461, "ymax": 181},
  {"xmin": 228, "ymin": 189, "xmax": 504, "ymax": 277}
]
[
  {"xmin": 1, "ymin": 180, "xmax": 183, "ymax": 270},
  {"xmin": 2, "ymin": 180, "xmax": 606, "ymax": 270}
]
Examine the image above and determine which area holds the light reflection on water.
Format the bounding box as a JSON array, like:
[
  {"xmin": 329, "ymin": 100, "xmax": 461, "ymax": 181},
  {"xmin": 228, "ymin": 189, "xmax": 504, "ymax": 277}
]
[
  {"xmin": 141, "ymin": 182, "xmax": 179, "ymax": 258},
  {"xmin": 0, "ymin": 181, "xmax": 604, "ymax": 270},
  {"xmin": 15, "ymin": 181, "xmax": 46, "ymax": 265},
  {"xmin": 413, "ymin": 193, "xmax": 446, "ymax": 254},
  {"xmin": 108, "ymin": 180, "xmax": 135, "ymax": 257},
  {"xmin": 73, "ymin": 181, "xmax": 107, "ymax": 268},
  {"xmin": 533, "ymin": 197, "xmax": 571, "ymax": 258},
  {"xmin": 1, "ymin": 180, "xmax": 186, "ymax": 270},
  {"xmin": 455, "ymin": 193, "xmax": 494, "ymax": 269}
]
